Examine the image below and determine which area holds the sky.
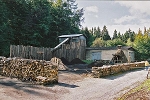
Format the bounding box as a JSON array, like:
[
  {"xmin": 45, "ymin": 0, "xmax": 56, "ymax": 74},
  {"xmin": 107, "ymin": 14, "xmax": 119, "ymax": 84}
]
[{"xmin": 76, "ymin": 0, "xmax": 150, "ymax": 37}]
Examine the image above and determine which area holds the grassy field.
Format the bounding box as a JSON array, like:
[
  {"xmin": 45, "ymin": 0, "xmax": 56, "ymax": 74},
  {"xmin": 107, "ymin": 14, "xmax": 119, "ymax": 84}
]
[{"xmin": 117, "ymin": 79, "xmax": 150, "ymax": 100}]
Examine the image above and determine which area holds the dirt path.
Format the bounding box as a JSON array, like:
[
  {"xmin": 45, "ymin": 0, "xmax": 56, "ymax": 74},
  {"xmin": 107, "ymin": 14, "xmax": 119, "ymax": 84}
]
[{"xmin": 0, "ymin": 68, "xmax": 148, "ymax": 100}]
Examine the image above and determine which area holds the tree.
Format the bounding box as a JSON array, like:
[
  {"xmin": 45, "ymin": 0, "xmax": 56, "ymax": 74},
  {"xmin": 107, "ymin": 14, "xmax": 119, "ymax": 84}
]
[
  {"xmin": 130, "ymin": 31, "xmax": 136, "ymax": 42},
  {"xmin": 112, "ymin": 29, "xmax": 118, "ymax": 40},
  {"xmin": 94, "ymin": 27, "xmax": 101, "ymax": 38},
  {"xmin": 123, "ymin": 31, "xmax": 129, "ymax": 43},
  {"xmin": 101, "ymin": 25, "xmax": 111, "ymax": 40},
  {"xmin": 82, "ymin": 27, "xmax": 94, "ymax": 47},
  {"xmin": 92, "ymin": 38, "xmax": 106, "ymax": 47},
  {"xmin": 133, "ymin": 28, "xmax": 150, "ymax": 60},
  {"xmin": 122, "ymin": 28, "xmax": 135, "ymax": 43},
  {"xmin": 106, "ymin": 38, "xmax": 125, "ymax": 47},
  {"xmin": 0, "ymin": 1, "xmax": 11, "ymax": 56},
  {"xmin": 126, "ymin": 38, "xmax": 133, "ymax": 46},
  {"xmin": 118, "ymin": 32, "xmax": 122, "ymax": 40},
  {"xmin": 0, "ymin": 0, "xmax": 84, "ymax": 56}
]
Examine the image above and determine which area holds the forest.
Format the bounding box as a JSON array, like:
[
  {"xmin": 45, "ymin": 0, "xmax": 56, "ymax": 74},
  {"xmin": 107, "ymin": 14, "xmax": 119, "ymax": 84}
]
[{"xmin": 0, "ymin": 0, "xmax": 150, "ymax": 61}]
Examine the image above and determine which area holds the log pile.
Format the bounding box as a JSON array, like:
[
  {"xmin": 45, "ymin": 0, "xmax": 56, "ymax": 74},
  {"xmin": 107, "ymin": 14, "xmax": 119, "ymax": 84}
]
[
  {"xmin": 1, "ymin": 57, "xmax": 58, "ymax": 85},
  {"xmin": 50, "ymin": 57, "xmax": 68, "ymax": 70},
  {"xmin": 0, "ymin": 56, "xmax": 5, "ymax": 75},
  {"xmin": 110, "ymin": 65, "xmax": 121, "ymax": 74},
  {"xmin": 92, "ymin": 62, "xmax": 145, "ymax": 78}
]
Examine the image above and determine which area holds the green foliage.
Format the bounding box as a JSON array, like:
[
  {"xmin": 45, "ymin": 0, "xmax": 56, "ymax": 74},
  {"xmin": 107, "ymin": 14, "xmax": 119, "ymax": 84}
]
[
  {"xmin": 92, "ymin": 26, "xmax": 101, "ymax": 38},
  {"xmin": 82, "ymin": 27, "xmax": 94, "ymax": 47},
  {"xmin": 133, "ymin": 29, "xmax": 150, "ymax": 60},
  {"xmin": 82, "ymin": 60, "xmax": 93, "ymax": 64},
  {"xmin": 106, "ymin": 38, "xmax": 125, "ymax": 47},
  {"xmin": 0, "ymin": 0, "xmax": 84, "ymax": 56},
  {"xmin": 122, "ymin": 29, "xmax": 135, "ymax": 43},
  {"xmin": 117, "ymin": 32, "xmax": 122, "ymax": 40},
  {"xmin": 91, "ymin": 38, "xmax": 106, "ymax": 47},
  {"xmin": 101, "ymin": 25, "xmax": 111, "ymax": 40},
  {"xmin": 112, "ymin": 29, "xmax": 118, "ymax": 40},
  {"xmin": 126, "ymin": 38, "xmax": 134, "ymax": 47},
  {"xmin": 0, "ymin": 0, "xmax": 150, "ymax": 61}
]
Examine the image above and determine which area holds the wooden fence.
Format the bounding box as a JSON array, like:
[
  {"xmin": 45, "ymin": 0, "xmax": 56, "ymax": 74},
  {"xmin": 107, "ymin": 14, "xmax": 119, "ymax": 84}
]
[
  {"xmin": 10, "ymin": 40, "xmax": 86, "ymax": 61},
  {"xmin": 10, "ymin": 45, "xmax": 53, "ymax": 61},
  {"xmin": 53, "ymin": 40, "xmax": 86, "ymax": 61}
]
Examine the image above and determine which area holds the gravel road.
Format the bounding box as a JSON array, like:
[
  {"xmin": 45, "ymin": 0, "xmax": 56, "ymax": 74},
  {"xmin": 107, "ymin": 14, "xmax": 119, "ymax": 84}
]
[
  {"xmin": 59, "ymin": 68, "xmax": 148, "ymax": 100},
  {"xmin": 0, "ymin": 68, "xmax": 148, "ymax": 100}
]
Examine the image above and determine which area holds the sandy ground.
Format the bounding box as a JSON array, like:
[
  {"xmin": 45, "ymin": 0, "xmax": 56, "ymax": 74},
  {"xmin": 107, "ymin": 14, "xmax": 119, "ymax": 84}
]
[{"xmin": 0, "ymin": 68, "xmax": 148, "ymax": 100}]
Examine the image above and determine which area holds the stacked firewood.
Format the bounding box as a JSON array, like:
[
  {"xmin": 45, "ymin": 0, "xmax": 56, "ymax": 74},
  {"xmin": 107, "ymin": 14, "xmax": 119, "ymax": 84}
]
[
  {"xmin": 92, "ymin": 62, "xmax": 145, "ymax": 78},
  {"xmin": 0, "ymin": 56, "xmax": 5, "ymax": 75},
  {"xmin": 92, "ymin": 67, "xmax": 102, "ymax": 78},
  {"xmin": 110, "ymin": 65, "xmax": 121, "ymax": 74},
  {"xmin": 120, "ymin": 64, "xmax": 131, "ymax": 72},
  {"xmin": 1, "ymin": 57, "xmax": 58, "ymax": 85}
]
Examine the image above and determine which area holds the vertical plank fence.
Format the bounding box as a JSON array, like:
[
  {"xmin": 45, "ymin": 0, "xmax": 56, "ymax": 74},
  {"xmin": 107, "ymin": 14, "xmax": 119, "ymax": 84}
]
[
  {"xmin": 10, "ymin": 41, "xmax": 86, "ymax": 61},
  {"xmin": 10, "ymin": 45, "xmax": 52, "ymax": 61}
]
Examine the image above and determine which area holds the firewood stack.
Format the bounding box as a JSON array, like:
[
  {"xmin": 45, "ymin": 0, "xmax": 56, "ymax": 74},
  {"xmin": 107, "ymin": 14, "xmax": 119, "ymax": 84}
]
[
  {"xmin": 1, "ymin": 57, "xmax": 58, "ymax": 85},
  {"xmin": 120, "ymin": 64, "xmax": 131, "ymax": 72},
  {"xmin": 92, "ymin": 67, "xmax": 102, "ymax": 78},
  {"xmin": 92, "ymin": 62, "xmax": 145, "ymax": 78},
  {"xmin": 0, "ymin": 56, "xmax": 5, "ymax": 75},
  {"xmin": 110, "ymin": 65, "xmax": 121, "ymax": 74}
]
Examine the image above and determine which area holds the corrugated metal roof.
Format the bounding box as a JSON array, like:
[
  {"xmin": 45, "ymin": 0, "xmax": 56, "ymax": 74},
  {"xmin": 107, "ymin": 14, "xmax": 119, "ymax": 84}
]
[
  {"xmin": 86, "ymin": 46, "xmax": 135, "ymax": 51},
  {"xmin": 58, "ymin": 34, "xmax": 83, "ymax": 38}
]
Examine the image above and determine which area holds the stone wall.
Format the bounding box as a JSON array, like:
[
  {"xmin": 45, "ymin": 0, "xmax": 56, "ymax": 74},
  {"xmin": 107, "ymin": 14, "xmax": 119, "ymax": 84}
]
[
  {"xmin": 92, "ymin": 62, "xmax": 145, "ymax": 78},
  {"xmin": 0, "ymin": 57, "xmax": 58, "ymax": 85}
]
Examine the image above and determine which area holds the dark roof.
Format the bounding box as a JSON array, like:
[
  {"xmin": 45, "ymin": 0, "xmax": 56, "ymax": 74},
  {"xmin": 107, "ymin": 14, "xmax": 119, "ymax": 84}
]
[
  {"xmin": 86, "ymin": 46, "xmax": 135, "ymax": 51},
  {"xmin": 58, "ymin": 34, "xmax": 84, "ymax": 38}
]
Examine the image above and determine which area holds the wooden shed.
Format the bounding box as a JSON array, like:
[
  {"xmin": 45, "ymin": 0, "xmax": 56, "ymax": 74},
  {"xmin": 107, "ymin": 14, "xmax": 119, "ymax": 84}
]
[
  {"xmin": 86, "ymin": 46, "xmax": 135, "ymax": 62},
  {"xmin": 53, "ymin": 34, "xmax": 86, "ymax": 61}
]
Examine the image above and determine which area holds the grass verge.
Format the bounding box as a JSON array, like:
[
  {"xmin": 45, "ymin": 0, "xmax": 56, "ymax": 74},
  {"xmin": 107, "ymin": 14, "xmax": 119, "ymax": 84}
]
[{"xmin": 117, "ymin": 79, "xmax": 150, "ymax": 100}]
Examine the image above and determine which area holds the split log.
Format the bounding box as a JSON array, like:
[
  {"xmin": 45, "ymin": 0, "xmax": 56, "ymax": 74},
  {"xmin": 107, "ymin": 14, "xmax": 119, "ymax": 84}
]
[{"xmin": 1, "ymin": 57, "xmax": 58, "ymax": 85}]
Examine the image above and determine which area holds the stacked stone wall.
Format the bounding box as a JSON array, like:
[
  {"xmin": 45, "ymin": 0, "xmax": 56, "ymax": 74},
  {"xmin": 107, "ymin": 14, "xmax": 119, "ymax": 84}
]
[{"xmin": 92, "ymin": 62, "xmax": 145, "ymax": 78}]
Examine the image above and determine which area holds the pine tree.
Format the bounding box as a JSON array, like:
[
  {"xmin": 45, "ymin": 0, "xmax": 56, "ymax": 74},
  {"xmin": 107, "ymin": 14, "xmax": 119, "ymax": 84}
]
[
  {"xmin": 101, "ymin": 25, "xmax": 111, "ymax": 40},
  {"xmin": 118, "ymin": 32, "xmax": 122, "ymax": 40},
  {"xmin": 82, "ymin": 27, "xmax": 94, "ymax": 47},
  {"xmin": 112, "ymin": 29, "xmax": 118, "ymax": 40}
]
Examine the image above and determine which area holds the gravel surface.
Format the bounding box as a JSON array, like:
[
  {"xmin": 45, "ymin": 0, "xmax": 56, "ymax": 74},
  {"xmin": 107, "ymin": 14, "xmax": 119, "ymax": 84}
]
[{"xmin": 0, "ymin": 68, "xmax": 148, "ymax": 100}]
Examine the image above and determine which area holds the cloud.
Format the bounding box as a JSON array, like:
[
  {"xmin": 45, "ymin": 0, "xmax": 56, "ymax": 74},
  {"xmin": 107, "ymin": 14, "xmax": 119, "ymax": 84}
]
[
  {"xmin": 114, "ymin": 1, "xmax": 150, "ymax": 26},
  {"xmin": 84, "ymin": 6, "xmax": 99, "ymax": 18},
  {"xmin": 115, "ymin": 1, "xmax": 150, "ymax": 16},
  {"xmin": 114, "ymin": 15, "xmax": 136, "ymax": 24},
  {"xmin": 95, "ymin": 15, "xmax": 98, "ymax": 18},
  {"xmin": 107, "ymin": 24, "xmax": 147, "ymax": 37},
  {"xmin": 85, "ymin": 6, "xmax": 99, "ymax": 13}
]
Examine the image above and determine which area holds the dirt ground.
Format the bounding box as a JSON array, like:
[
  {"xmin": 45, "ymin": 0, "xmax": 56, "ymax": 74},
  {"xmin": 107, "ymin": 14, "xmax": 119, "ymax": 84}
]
[
  {"xmin": 0, "ymin": 71, "xmax": 87, "ymax": 100},
  {"xmin": 0, "ymin": 67, "xmax": 149, "ymax": 100}
]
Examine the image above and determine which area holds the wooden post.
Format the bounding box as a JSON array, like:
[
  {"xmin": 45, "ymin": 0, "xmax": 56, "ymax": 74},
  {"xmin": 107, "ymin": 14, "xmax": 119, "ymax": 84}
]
[
  {"xmin": 10, "ymin": 45, "xmax": 12, "ymax": 58},
  {"xmin": 43, "ymin": 47, "xmax": 44, "ymax": 60}
]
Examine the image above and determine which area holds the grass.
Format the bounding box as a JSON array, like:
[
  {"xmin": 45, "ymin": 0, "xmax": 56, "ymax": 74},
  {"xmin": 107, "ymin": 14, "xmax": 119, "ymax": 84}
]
[
  {"xmin": 82, "ymin": 60, "xmax": 93, "ymax": 64},
  {"xmin": 117, "ymin": 79, "xmax": 150, "ymax": 100}
]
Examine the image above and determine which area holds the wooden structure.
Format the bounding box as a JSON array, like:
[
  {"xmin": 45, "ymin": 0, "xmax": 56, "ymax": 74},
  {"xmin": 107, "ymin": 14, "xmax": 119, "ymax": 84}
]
[
  {"xmin": 10, "ymin": 34, "xmax": 86, "ymax": 61},
  {"xmin": 53, "ymin": 34, "xmax": 86, "ymax": 61},
  {"xmin": 10, "ymin": 45, "xmax": 52, "ymax": 61}
]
